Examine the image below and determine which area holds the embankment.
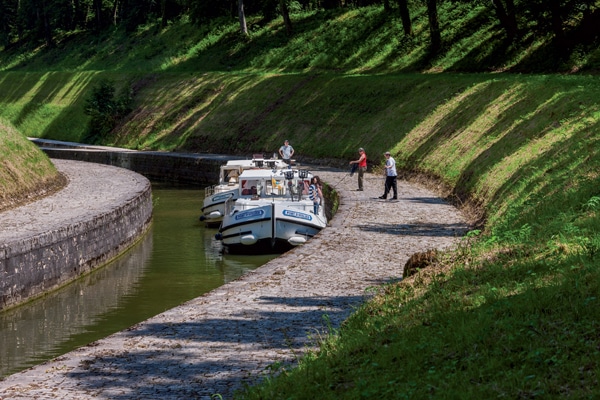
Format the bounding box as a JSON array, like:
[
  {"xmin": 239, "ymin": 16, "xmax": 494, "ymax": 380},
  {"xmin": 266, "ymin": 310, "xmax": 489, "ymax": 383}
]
[{"xmin": 0, "ymin": 160, "xmax": 152, "ymax": 311}]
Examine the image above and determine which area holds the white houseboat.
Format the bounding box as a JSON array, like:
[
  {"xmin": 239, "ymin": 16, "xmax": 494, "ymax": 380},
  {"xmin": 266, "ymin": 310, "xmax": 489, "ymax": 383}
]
[
  {"xmin": 215, "ymin": 167, "xmax": 327, "ymax": 253},
  {"xmin": 200, "ymin": 155, "xmax": 287, "ymax": 226}
]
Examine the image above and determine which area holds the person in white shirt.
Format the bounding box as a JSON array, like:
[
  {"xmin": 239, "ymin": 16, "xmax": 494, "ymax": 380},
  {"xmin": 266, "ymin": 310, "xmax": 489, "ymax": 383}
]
[
  {"xmin": 379, "ymin": 151, "xmax": 398, "ymax": 200},
  {"xmin": 279, "ymin": 140, "xmax": 294, "ymax": 164}
]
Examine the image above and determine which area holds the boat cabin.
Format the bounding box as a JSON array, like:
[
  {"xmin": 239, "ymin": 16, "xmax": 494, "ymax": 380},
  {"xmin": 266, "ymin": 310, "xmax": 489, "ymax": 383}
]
[{"xmin": 237, "ymin": 168, "xmax": 311, "ymax": 199}]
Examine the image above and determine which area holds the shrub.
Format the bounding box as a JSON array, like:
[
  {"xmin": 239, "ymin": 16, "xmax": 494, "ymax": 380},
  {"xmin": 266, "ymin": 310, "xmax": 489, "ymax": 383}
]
[{"xmin": 84, "ymin": 79, "xmax": 132, "ymax": 142}]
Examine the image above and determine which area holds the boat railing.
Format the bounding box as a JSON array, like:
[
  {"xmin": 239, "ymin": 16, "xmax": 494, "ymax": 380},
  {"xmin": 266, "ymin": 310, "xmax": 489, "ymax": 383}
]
[
  {"xmin": 224, "ymin": 196, "xmax": 234, "ymax": 215},
  {"xmin": 205, "ymin": 185, "xmax": 216, "ymax": 197}
]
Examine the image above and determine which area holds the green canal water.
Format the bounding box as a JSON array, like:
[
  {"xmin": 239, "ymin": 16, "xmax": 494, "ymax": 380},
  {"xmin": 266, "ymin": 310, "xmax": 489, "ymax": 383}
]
[{"xmin": 0, "ymin": 184, "xmax": 278, "ymax": 378}]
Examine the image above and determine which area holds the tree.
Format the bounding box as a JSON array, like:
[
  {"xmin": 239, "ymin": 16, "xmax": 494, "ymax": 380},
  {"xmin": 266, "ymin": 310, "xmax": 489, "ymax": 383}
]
[
  {"xmin": 383, "ymin": 0, "xmax": 391, "ymax": 12},
  {"xmin": 238, "ymin": 0, "xmax": 248, "ymax": 35},
  {"xmin": 0, "ymin": 0, "xmax": 17, "ymax": 45},
  {"xmin": 491, "ymin": 0, "xmax": 518, "ymax": 40},
  {"xmin": 524, "ymin": 0, "xmax": 598, "ymax": 52},
  {"xmin": 425, "ymin": 0, "xmax": 441, "ymax": 52},
  {"xmin": 280, "ymin": 0, "xmax": 292, "ymax": 35},
  {"xmin": 120, "ymin": 0, "xmax": 154, "ymax": 31},
  {"xmin": 397, "ymin": 0, "xmax": 412, "ymax": 36},
  {"xmin": 17, "ymin": 0, "xmax": 56, "ymax": 46},
  {"xmin": 91, "ymin": 0, "xmax": 103, "ymax": 30},
  {"xmin": 189, "ymin": 0, "xmax": 232, "ymax": 25},
  {"xmin": 547, "ymin": 0, "xmax": 565, "ymax": 45},
  {"xmin": 84, "ymin": 79, "xmax": 132, "ymax": 141}
]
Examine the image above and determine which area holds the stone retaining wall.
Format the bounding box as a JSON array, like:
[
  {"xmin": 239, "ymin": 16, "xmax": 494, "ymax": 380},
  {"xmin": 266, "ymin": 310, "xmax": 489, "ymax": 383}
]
[
  {"xmin": 0, "ymin": 161, "xmax": 153, "ymax": 311},
  {"xmin": 32, "ymin": 139, "xmax": 241, "ymax": 185}
]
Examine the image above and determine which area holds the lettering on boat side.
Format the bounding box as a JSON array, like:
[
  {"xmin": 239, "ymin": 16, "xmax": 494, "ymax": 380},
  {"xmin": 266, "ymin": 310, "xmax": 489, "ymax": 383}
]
[
  {"xmin": 283, "ymin": 210, "xmax": 312, "ymax": 221},
  {"xmin": 235, "ymin": 209, "xmax": 265, "ymax": 220},
  {"xmin": 212, "ymin": 193, "xmax": 233, "ymax": 202}
]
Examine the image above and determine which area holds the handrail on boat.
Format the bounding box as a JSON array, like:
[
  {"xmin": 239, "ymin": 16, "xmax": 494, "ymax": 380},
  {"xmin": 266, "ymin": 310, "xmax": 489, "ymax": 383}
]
[{"xmin": 205, "ymin": 185, "xmax": 216, "ymax": 197}]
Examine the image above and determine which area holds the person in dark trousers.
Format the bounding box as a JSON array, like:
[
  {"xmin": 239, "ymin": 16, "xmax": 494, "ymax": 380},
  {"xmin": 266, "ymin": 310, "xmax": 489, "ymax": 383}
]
[
  {"xmin": 349, "ymin": 148, "xmax": 367, "ymax": 191},
  {"xmin": 379, "ymin": 151, "xmax": 398, "ymax": 200}
]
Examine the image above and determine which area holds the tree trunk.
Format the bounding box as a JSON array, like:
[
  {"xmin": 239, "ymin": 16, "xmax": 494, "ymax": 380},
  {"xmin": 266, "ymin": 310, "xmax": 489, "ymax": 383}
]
[
  {"xmin": 72, "ymin": 0, "xmax": 83, "ymax": 29},
  {"xmin": 491, "ymin": 0, "xmax": 517, "ymax": 40},
  {"xmin": 426, "ymin": 0, "xmax": 441, "ymax": 52},
  {"xmin": 548, "ymin": 0, "xmax": 565, "ymax": 45},
  {"xmin": 161, "ymin": 0, "xmax": 167, "ymax": 28},
  {"xmin": 238, "ymin": 0, "xmax": 248, "ymax": 35},
  {"xmin": 280, "ymin": 0, "xmax": 292, "ymax": 35},
  {"xmin": 39, "ymin": 0, "xmax": 54, "ymax": 47},
  {"xmin": 92, "ymin": 0, "xmax": 102, "ymax": 30},
  {"xmin": 383, "ymin": 0, "xmax": 390, "ymax": 13},
  {"xmin": 505, "ymin": 0, "xmax": 518, "ymax": 37},
  {"xmin": 397, "ymin": 0, "xmax": 412, "ymax": 36},
  {"xmin": 112, "ymin": 0, "xmax": 119, "ymax": 26}
]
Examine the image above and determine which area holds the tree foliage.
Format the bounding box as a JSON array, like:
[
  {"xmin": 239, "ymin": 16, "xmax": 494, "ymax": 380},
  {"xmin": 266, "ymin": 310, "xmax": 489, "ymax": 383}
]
[
  {"xmin": 0, "ymin": 0, "xmax": 598, "ymax": 56},
  {"xmin": 84, "ymin": 79, "xmax": 133, "ymax": 141}
]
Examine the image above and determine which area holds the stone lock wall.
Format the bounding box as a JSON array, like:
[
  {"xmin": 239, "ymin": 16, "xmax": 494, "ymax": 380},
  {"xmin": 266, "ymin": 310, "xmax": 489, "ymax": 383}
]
[
  {"xmin": 36, "ymin": 144, "xmax": 231, "ymax": 185},
  {"xmin": 0, "ymin": 161, "xmax": 153, "ymax": 311}
]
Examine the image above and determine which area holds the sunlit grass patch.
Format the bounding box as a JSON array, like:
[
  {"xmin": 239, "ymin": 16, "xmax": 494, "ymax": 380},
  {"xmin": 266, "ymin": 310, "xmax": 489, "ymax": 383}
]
[{"xmin": 0, "ymin": 119, "xmax": 61, "ymax": 210}]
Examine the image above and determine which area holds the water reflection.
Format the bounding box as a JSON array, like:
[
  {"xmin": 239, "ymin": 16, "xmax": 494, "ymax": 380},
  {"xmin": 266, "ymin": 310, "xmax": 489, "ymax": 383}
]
[
  {"xmin": 201, "ymin": 223, "xmax": 276, "ymax": 283},
  {"xmin": 0, "ymin": 231, "xmax": 152, "ymax": 377},
  {"xmin": 0, "ymin": 185, "xmax": 277, "ymax": 378}
]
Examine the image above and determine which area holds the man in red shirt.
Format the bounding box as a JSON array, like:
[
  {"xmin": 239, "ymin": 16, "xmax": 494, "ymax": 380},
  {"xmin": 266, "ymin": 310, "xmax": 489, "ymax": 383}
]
[{"xmin": 349, "ymin": 148, "xmax": 367, "ymax": 191}]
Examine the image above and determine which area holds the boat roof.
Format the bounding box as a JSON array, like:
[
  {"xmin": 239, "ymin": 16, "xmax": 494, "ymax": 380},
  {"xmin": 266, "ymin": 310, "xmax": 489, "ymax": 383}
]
[
  {"xmin": 238, "ymin": 168, "xmax": 311, "ymax": 180},
  {"xmin": 222, "ymin": 158, "xmax": 288, "ymax": 170},
  {"xmin": 223, "ymin": 159, "xmax": 255, "ymax": 168}
]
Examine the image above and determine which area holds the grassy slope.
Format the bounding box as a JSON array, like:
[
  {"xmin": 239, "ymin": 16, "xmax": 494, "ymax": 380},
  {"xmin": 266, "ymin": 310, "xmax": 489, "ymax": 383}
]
[
  {"xmin": 1, "ymin": 2, "xmax": 600, "ymax": 397},
  {"xmin": 0, "ymin": 119, "xmax": 64, "ymax": 211},
  {"xmin": 238, "ymin": 75, "xmax": 600, "ymax": 399}
]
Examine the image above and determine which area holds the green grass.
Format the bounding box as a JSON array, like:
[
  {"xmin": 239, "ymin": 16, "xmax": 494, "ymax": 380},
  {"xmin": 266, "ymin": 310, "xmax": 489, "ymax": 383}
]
[
  {"xmin": 2, "ymin": 1, "xmax": 600, "ymax": 398},
  {"xmin": 230, "ymin": 72, "xmax": 600, "ymax": 398},
  {"xmin": 0, "ymin": 118, "xmax": 61, "ymax": 210}
]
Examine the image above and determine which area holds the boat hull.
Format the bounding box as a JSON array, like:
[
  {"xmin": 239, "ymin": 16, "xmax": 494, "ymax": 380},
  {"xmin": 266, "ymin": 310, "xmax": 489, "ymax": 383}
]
[
  {"xmin": 219, "ymin": 202, "xmax": 325, "ymax": 254},
  {"xmin": 200, "ymin": 189, "xmax": 238, "ymax": 226}
]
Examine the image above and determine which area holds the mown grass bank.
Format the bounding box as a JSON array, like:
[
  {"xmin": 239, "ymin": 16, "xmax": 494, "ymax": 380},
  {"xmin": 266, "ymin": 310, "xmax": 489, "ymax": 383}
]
[
  {"xmin": 0, "ymin": 119, "xmax": 65, "ymax": 211},
  {"xmin": 230, "ymin": 75, "xmax": 600, "ymax": 397}
]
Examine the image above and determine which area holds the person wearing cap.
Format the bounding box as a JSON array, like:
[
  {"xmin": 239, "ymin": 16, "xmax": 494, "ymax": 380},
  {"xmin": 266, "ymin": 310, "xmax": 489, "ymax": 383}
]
[
  {"xmin": 279, "ymin": 139, "xmax": 294, "ymax": 165},
  {"xmin": 349, "ymin": 148, "xmax": 367, "ymax": 191},
  {"xmin": 379, "ymin": 151, "xmax": 398, "ymax": 200}
]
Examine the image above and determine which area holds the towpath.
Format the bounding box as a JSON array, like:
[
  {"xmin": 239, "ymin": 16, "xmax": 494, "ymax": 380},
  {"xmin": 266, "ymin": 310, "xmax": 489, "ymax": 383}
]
[{"xmin": 0, "ymin": 162, "xmax": 468, "ymax": 399}]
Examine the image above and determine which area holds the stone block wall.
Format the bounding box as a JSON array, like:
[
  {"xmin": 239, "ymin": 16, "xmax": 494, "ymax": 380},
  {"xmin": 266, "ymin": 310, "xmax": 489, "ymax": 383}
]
[
  {"xmin": 0, "ymin": 170, "xmax": 153, "ymax": 311},
  {"xmin": 37, "ymin": 146, "xmax": 233, "ymax": 185}
]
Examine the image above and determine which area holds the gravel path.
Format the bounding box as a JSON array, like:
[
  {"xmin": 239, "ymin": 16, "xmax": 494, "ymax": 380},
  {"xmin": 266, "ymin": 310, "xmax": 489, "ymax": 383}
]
[{"xmin": 0, "ymin": 163, "xmax": 468, "ymax": 399}]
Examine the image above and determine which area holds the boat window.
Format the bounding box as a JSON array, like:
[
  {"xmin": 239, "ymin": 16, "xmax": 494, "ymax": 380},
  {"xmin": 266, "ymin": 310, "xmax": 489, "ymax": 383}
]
[
  {"xmin": 265, "ymin": 180, "xmax": 273, "ymax": 195},
  {"xmin": 224, "ymin": 169, "xmax": 239, "ymax": 185},
  {"xmin": 271, "ymin": 178, "xmax": 286, "ymax": 195},
  {"xmin": 241, "ymin": 179, "xmax": 260, "ymax": 195}
]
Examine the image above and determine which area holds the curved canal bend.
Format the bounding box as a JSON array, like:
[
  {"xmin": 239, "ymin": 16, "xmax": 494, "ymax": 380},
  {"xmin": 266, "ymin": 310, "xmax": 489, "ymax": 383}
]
[{"xmin": 0, "ymin": 184, "xmax": 278, "ymax": 378}]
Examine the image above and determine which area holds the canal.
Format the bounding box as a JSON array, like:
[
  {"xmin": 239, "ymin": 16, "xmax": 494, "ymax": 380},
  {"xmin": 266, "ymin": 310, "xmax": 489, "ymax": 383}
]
[{"xmin": 0, "ymin": 183, "xmax": 278, "ymax": 378}]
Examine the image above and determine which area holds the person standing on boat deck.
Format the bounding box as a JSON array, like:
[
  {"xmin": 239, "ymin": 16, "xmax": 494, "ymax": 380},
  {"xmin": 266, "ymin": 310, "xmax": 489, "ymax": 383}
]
[
  {"xmin": 279, "ymin": 140, "xmax": 294, "ymax": 165},
  {"xmin": 349, "ymin": 148, "xmax": 367, "ymax": 191},
  {"xmin": 308, "ymin": 176, "xmax": 323, "ymax": 214},
  {"xmin": 379, "ymin": 151, "xmax": 398, "ymax": 200}
]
